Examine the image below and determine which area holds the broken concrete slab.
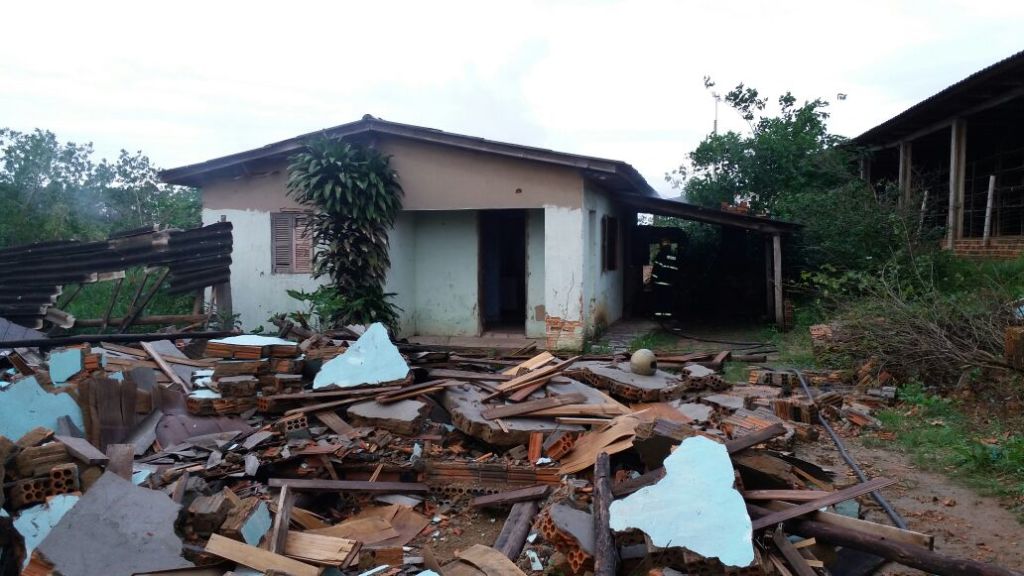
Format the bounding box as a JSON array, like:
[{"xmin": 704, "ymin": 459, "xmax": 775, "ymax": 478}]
[
  {"xmin": 314, "ymin": 323, "xmax": 408, "ymax": 390},
  {"xmin": 546, "ymin": 503, "xmax": 594, "ymax": 555},
  {"xmin": 441, "ymin": 380, "xmax": 601, "ymax": 446},
  {"xmin": 13, "ymin": 494, "xmax": 79, "ymax": 569},
  {"xmin": 670, "ymin": 400, "xmax": 713, "ymax": 423},
  {"xmin": 682, "ymin": 363, "xmax": 716, "ymax": 378},
  {"xmin": 0, "ymin": 376, "xmax": 84, "ymax": 441},
  {"xmin": 702, "ymin": 393, "xmax": 747, "ymax": 411},
  {"xmin": 36, "ymin": 472, "xmax": 193, "ymax": 576},
  {"xmin": 347, "ymin": 398, "xmax": 429, "ymax": 436},
  {"xmin": 609, "ymin": 435, "xmax": 754, "ymax": 567},
  {"xmin": 567, "ymin": 361, "xmax": 683, "ymax": 402}
]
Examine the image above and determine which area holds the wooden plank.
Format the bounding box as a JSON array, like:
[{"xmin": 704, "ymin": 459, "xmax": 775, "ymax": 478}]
[
  {"xmin": 471, "ymin": 485, "xmax": 550, "ymax": 508},
  {"xmin": 528, "ymin": 431, "xmax": 543, "ymax": 463},
  {"xmin": 773, "ymin": 529, "xmax": 817, "ymax": 576},
  {"xmin": 751, "ymin": 477, "xmax": 897, "ymax": 530},
  {"xmin": 269, "ymin": 478, "xmax": 430, "ymax": 493},
  {"xmin": 141, "ymin": 341, "xmax": 189, "ymax": 390},
  {"xmin": 743, "ymin": 490, "xmax": 832, "ymax": 502},
  {"xmin": 205, "ymin": 533, "xmax": 320, "ymax": 576},
  {"xmin": 592, "ymin": 452, "xmax": 618, "ymax": 576},
  {"xmin": 724, "ymin": 423, "xmax": 787, "ymax": 454},
  {"xmin": 492, "ymin": 356, "xmax": 579, "ymax": 394},
  {"xmin": 493, "ymin": 501, "xmax": 538, "ymax": 560},
  {"xmin": 309, "ymin": 517, "xmax": 399, "ymax": 544},
  {"xmin": 377, "ymin": 380, "xmax": 459, "ymax": 403},
  {"xmin": 762, "ymin": 500, "xmax": 933, "ymax": 550},
  {"xmin": 269, "ymin": 485, "xmax": 295, "ymax": 554},
  {"xmin": 284, "ymin": 531, "xmax": 359, "ymax": 566},
  {"xmin": 482, "ymin": 393, "xmax": 586, "ymax": 420},
  {"xmin": 314, "ymin": 411, "xmax": 356, "ymax": 437},
  {"xmin": 54, "ymin": 435, "xmax": 109, "ymax": 465},
  {"xmin": 105, "ymin": 443, "xmax": 134, "ymax": 480},
  {"xmin": 455, "ymin": 544, "xmax": 527, "ymax": 575},
  {"xmin": 501, "ymin": 352, "xmax": 555, "ymax": 376}
]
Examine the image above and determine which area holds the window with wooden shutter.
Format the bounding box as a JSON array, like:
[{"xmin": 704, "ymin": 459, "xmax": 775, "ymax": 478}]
[{"xmin": 271, "ymin": 212, "xmax": 313, "ymax": 274}]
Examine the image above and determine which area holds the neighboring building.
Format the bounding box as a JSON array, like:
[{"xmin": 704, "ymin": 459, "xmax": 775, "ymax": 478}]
[
  {"xmin": 854, "ymin": 50, "xmax": 1024, "ymax": 258},
  {"xmin": 162, "ymin": 116, "xmax": 796, "ymax": 348}
]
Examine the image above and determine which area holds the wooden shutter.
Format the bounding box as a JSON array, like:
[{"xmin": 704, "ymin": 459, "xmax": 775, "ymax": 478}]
[
  {"xmin": 271, "ymin": 213, "xmax": 293, "ymax": 273},
  {"xmin": 293, "ymin": 215, "xmax": 313, "ymax": 274}
]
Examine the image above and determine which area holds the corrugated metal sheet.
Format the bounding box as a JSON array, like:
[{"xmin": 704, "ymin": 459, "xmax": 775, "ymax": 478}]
[{"xmin": 0, "ymin": 222, "xmax": 233, "ymax": 328}]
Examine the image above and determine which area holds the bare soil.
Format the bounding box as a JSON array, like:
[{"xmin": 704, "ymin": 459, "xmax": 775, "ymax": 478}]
[{"xmin": 797, "ymin": 434, "xmax": 1024, "ymax": 574}]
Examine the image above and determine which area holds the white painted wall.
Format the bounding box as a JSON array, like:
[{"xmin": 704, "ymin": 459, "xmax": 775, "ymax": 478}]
[
  {"xmin": 202, "ymin": 208, "xmax": 325, "ymax": 332},
  {"xmin": 525, "ymin": 209, "xmax": 546, "ymax": 338},
  {"xmin": 412, "ymin": 211, "xmax": 480, "ymax": 336},
  {"xmin": 583, "ymin": 186, "xmax": 626, "ymax": 335},
  {"xmin": 543, "ymin": 205, "xmax": 585, "ymax": 348}
]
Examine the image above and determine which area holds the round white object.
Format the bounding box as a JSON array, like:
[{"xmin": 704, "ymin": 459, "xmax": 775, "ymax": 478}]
[{"xmin": 630, "ymin": 348, "xmax": 657, "ymax": 376}]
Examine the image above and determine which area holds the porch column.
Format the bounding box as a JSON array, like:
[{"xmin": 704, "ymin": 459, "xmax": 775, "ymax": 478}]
[
  {"xmin": 772, "ymin": 233, "xmax": 783, "ymax": 327},
  {"xmin": 898, "ymin": 141, "xmax": 912, "ymax": 207},
  {"xmin": 947, "ymin": 118, "xmax": 967, "ymax": 249}
]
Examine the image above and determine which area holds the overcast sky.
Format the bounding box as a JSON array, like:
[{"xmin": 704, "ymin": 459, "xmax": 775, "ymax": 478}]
[{"xmin": 3, "ymin": 1, "xmax": 1022, "ymax": 195}]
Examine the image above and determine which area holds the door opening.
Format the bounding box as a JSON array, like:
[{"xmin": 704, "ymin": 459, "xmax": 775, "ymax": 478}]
[{"xmin": 480, "ymin": 210, "xmax": 527, "ymax": 334}]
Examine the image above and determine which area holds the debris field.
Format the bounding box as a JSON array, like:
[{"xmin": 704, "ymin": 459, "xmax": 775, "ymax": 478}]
[{"xmin": 0, "ymin": 322, "xmax": 1018, "ymax": 576}]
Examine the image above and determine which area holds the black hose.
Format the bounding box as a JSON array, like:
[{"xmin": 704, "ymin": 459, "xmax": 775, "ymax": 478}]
[{"xmin": 790, "ymin": 368, "xmax": 909, "ymax": 530}]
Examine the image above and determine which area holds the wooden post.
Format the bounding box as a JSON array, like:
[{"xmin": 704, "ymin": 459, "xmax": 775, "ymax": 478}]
[
  {"xmin": 983, "ymin": 175, "xmax": 996, "ymax": 246},
  {"xmin": 765, "ymin": 236, "xmax": 773, "ymax": 320},
  {"xmin": 898, "ymin": 141, "xmax": 912, "ymax": 208},
  {"xmin": 773, "ymin": 234, "xmax": 784, "ymax": 327},
  {"xmin": 214, "ymin": 281, "xmax": 233, "ymax": 324},
  {"xmin": 592, "ymin": 452, "xmax": 618, "ymax": 576},
  {"xmin": 917, "ymin": 189, "xmax": 929, "ymax": 238},
  {"xmin": 947, "ymin": 118, "xmax": 967, "ymax": 249}
]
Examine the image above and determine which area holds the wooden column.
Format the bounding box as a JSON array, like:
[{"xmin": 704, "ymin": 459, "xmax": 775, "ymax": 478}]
[
  {"xmin": 947, "ymin": 118, "xmax": 967, "ymax": 249},
  {"xmin": 214, "ymin": 282, "xmax": 233, "ymax": 322},
  {"xmin": 983, "ymin": 175, "xmax": 996, "ymax": 246},
  {"xmin": 898, "ymin": 141, "xmax": 913, "ymax": 208},
  {"xmin": 765, "ymin": 236, "xmax": 774, "ymax": 319},
  {"xmin": 773, "ymin": 234, "xmax": 784, "ymax": 327}
]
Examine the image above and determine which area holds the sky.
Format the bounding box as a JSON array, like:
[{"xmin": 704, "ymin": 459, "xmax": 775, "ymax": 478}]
[{"xmin": 2, "ymin": 1, "xmax": 1023, "ymax": 195}]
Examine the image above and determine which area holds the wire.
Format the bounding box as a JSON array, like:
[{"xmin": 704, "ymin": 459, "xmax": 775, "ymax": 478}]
[{"xmin": 790, "ymin": 368, "xmax": 909, "ymax": 530}]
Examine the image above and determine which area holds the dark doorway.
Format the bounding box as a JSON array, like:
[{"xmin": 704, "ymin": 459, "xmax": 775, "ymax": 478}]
[{"xmin": 480, "ymin": 210, "xmax": 527, "ymax": 333}]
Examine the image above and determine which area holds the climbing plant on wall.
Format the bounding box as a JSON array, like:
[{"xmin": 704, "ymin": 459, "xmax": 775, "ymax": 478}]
[{"xmin": 287, "ymin": 138, "xmax": 404, "ymax": 329}]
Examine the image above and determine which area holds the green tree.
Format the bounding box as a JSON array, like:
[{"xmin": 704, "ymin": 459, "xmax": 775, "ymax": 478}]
[
  {"xmin": 0, "ymin": 128, "xmax": 200, "ymax": 247},
  {"xmin": 287, "ymin": 138, "xmax": 404, "ymax": 329},
  {"xmin": 666, "ymin": 81, "xmax": 906, "ymax": 273}
]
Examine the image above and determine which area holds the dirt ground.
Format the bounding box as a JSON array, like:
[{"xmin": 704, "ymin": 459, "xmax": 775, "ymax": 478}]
[{"xmin": 797, "ymin": 434, "xmax": 1024, "ymax": 574}]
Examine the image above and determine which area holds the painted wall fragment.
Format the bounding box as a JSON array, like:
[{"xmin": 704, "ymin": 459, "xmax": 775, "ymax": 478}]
[
  {"xmin": 313, "ymin": 323, "xmax": 408, "ymax": 389},
  {"xmin": 12, "ymin": 494, "xmax": 79, "ymax": 569},
  {"xmin": 0, "ymin": 376, "xmax": 84, "ymax": 441},
  {"xmin": 609, "ymin": 435, "xmax": 754, "ymax": 567}
]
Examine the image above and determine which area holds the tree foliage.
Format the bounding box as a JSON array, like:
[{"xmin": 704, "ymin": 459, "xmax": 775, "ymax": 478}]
[
  {"xmin": 287, "ymin": 138, "xmax": 404, "ymax": 329},
  {"xmin": 0, "ymin": 128, "xmax": 200, "ymax": 247}
]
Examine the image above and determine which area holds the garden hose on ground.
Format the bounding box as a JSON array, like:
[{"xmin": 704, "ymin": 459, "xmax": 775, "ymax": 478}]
[{"xmin": 790, "ymin": 368, "xmax": 909, "ymax": 530}]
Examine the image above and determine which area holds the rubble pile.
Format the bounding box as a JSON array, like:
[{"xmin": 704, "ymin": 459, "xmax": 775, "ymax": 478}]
[{"xmin": 0, "ymin": 325, "xmax": 1008, "ymax": 576}]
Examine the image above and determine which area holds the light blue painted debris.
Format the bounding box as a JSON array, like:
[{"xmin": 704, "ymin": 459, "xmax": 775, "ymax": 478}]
[
  {"xmin": 49, "ymin": 348, "xmax": 83, "ymax": 385},
  {"xmin": 609, "ymin": 435, "xmax": 754, "ymax": 567},
  {"xmin": 527, "ymin": 550, "xmax": 543, "ymax": 571},
  {"xmin": 132, "ymin": 469, "xmax": 152, "ymax": 485},
  {"xmin": 13, "ymin": 494, "xmax": 80, "ymax": 569},
  {"xmin": 416, "ymin": 571, "xmax": 441, "ymax": 576},
  {"xmin": 357, "ymin": 566, "xmax": 391, "ymax": 576},
  {"xmin": 109, "ymin": 371, "xmax": 124, "ymax": 382},
  {"xmin": 240, "ymin": 501, "xmax": 272, "ymax": 546},
  {"xmin": 0, "ymin": 376, "xmax": 84, "ymax": 440},
  {"xmin": 314, "ymin": 323, "xmax": 408, "ymax": 389},
  {"xmin": 189, "ymin": 389, "xmax": 221, "ymax": 399}
]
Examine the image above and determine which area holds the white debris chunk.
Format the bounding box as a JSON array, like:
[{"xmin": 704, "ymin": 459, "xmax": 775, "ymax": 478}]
[
  {"xmin": 313, "ymin": 322, "xmax": 408, "ymax": 389},
  {"xmin": 609, "ymin": 435, "xmax": 754, "ymax": 567}
]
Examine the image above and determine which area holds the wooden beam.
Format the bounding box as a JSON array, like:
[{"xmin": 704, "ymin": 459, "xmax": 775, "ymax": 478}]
[
  {"xmin": 269, "ymin": 478, "xmax": 430, "ymax": 493},
  {"xmin": 898, "ymin": 141, "xmax": 913, "ymax": 208},
  {"xmin": 482, "ymin": 393, "xmax": 587, "ymax": 420},
  {"xmin": 751, "ymin": 477, "xmax": 897, "ymax": 530},
  {"xmin": 140, "ymin": 341, "xmax": 189, "ymax": 390},
  {"xmin": 984, "ymin": 174, "xmax": 997, "ymax": 245},
  {"xmin": 773, "ymin": 529, "xmax": 818, "ymax": 576},
  {"xmin": 205, "ymin": 533, "xmax": 320, "ymax": 576},
  {"xmin": 471, "ymin": 485, "xmax": 550, "ymax": 508},
  {"xmin": 773, "ymin": 233, "xmax": 784, "ymax": 327},
  {"xmin": 493, "ymin": 501, "xmax": 539, "ymax": 561},
  {"xmin": 592, "ymin": 452, "xmax": 619, "ymax": 576}
]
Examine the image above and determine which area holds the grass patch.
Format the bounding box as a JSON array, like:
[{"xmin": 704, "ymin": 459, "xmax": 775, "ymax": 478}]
[
  {"xmin": 62, "ymin": 268, "xmax": 195, "ymax": 332},
  {"xmin": 627, "ymin": 330, "xmax": 684, "ymax": 352},
  {"xmin": 873, "ymin": 383, "xmax": 1024, "ymax": 518}
]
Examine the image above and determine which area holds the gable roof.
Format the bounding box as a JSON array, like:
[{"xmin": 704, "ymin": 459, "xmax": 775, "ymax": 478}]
[
  {"xmin": 853, "ymin": 50, "xmax": 1024, "ymax": 148},
  {"xmin": 160, "ymin": 115, "xmax": 657, "ymax": 196}
]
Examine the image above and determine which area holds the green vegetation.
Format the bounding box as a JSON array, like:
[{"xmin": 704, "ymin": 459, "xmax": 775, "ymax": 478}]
[
  {"xmin": 870, "ymin": 383, "xmax": 1024, "ymax": 517},
  {"xmin": 0, "ymin": 128, "xmax": 200, "ymax": 247},
  {"xmin": 626, "ymin": 330, "xmax": 682, "ymax": 352},
  {"xmin": 287, "ymin": 139, "xmax": 404, "ymax": 329}
]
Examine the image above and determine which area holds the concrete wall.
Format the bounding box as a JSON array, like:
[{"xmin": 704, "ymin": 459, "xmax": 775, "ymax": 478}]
[
  {"xmin": 412, "ymin": 211, "xmax": 480, "ymax": 335},
  {"xmin": 202, "ymin": 208, "xmax": 325, "ymax": 332},
  {"xmin": 525, "ymin": 209, "xmax": 546, "ymax": 338},
  {"xmin": 200, "ymin": 136, "xmax": 597, "ymax": 343},
  {"xmin": 583, "ymin": 185, "xmax": 626, "ymax": 336}
]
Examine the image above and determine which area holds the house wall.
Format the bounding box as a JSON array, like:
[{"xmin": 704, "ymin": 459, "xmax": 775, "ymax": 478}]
[
  {"xmin": 200, "ymin": 137, "xmax": 590, "ymax": 343},
  {"xmin": 583, "ymin": 185, "xmax": 626, "ymax": 336},
  {"xmin": 412, "ymin": 211, "xmax": 480, "ymax": 335}
]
